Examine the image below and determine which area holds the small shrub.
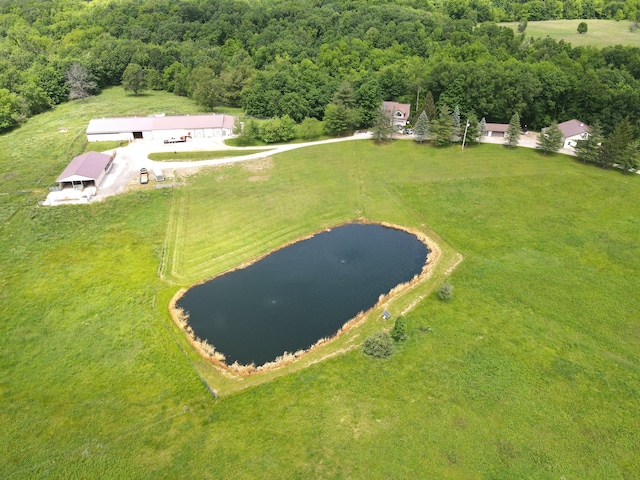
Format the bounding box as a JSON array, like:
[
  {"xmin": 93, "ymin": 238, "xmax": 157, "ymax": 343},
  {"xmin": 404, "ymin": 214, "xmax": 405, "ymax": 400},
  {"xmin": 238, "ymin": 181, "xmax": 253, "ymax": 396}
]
[
  {"xmin": 577, "ymin": 22, "xmax": 588, "ymax": 34},
  {"xmin": 390, "ymin": 316, "xmax": 407, "ymax": 342},
  {"xmin": 363, "ymin": 331, "xmax": 394, "ymax": 358},
  {"xmin": 438, "ymin": 282, "xmax": 454, "ymax": 301}
]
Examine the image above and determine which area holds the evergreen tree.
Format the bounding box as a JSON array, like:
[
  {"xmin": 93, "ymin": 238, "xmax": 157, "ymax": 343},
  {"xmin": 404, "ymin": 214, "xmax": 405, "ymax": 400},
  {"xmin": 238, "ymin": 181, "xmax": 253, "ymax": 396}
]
[
  {"xmin": 332, "ymin": 80, "xmax": 356, "ymax": 108},
  {"xmin": 452, "ymin": 105, "xmax": 461, "ymax": 137},
  {"xmin": 371, "ymin": 107, "xmax": 394, "ymax": 143},
  {"xmin": 536, "ymin": 121, "xmax": 564, "ymax": 154},
  {"xmin": 575, "ymin": 120, "xmax": 603, "ymax": 165},
  {"xmin": 390, "ymin": 316, "xmax": 408, "ymax": 342},
  {"xmin": 601, "ymin": 117, "xmax": 638, "ymax": 172},
  {"xmin": 413, "ymin": 111, "xmax": 429, "ymax": 143},
  {"xmin": 434, "ymin": 104, "xmax": 454, "ymax": 147},
  {"xmin": 478, "ymin": 117, "xmax": 488, "ymax": 143},
  {"xmin": 323, "ymin": 103, "xmax": 348, "ymax": 136},
  {"xmin": 505, "ymin": 112, "xmax": 521, "ymax": 148},
  {"xmin": 422, "ymin": 91, "xmax": 437, "ymax": 122}
]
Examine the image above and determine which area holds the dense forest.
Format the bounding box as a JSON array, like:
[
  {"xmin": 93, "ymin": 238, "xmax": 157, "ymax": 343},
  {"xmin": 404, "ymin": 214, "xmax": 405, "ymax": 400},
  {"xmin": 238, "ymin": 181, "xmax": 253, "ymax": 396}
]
[{"xmin": 1, "ymin": 0, "xmax": 640, "ymax": 136}]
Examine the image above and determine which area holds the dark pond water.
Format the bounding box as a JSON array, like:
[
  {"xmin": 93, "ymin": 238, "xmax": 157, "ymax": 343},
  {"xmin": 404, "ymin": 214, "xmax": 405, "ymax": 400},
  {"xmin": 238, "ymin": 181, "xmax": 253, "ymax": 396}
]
[{"xmin": 177, "ymin": 223, "xmax": 429, "ymax": 366}]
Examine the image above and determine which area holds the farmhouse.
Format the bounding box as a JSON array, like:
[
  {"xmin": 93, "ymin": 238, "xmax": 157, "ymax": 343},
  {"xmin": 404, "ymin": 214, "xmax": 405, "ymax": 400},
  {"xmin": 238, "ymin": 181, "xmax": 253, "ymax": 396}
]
[
  {"xmin": 485, "ymin": 123, "xmax": 510, "ymax": 137},
  {"xmin": 86, "ymin": 113, "xmax": 235, "ymax": 142},
  {"xmin": 557, "ymin": 119, "xmax": 589, "ymax": 148},
  {"xmin": 56, "ymin": 151, "xmax": 115, "ymax": 190},
  {"xmin": 382, "ymin": 101, "xmax": 411, "ymax": 128}
]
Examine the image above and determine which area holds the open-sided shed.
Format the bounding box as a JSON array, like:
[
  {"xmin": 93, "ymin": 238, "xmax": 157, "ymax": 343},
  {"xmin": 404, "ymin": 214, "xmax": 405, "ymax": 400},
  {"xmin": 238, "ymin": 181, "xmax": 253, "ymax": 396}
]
[
  {"xmin": 56, "ymin": 151, "xmax": 114, "ymax": 190},
  {"xmin": 86, "ymin": 114, "xmax": 235, "ymax": 142}
]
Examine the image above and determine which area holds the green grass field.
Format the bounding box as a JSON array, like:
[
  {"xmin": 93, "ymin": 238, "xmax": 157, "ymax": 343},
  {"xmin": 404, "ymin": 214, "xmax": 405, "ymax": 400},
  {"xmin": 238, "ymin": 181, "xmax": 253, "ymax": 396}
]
[
  {"xmin": 1, "ymin": 88, "xmax": 639, "ymax": 478},
  {"xmin": 148, "ymin": 149, "xmax": 272, "ymax": 161},
  {"xmin": 503, "ymin": 19, "xmax": 640, "ymax": 48}
]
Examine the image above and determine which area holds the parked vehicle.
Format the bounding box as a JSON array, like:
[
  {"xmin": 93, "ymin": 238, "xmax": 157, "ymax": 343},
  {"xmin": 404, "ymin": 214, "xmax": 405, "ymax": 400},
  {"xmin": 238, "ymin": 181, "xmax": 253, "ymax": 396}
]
[
  {"xmin": 153, "ymin": 168, "xmax": 164, "ymax": 182},
  {"xmin": 163, "ymin": 135, "xmax": 191, "ymax": 144},
  {"xmin": 140, "ymin": 167, "xmax": 149, "ymax": 184}
]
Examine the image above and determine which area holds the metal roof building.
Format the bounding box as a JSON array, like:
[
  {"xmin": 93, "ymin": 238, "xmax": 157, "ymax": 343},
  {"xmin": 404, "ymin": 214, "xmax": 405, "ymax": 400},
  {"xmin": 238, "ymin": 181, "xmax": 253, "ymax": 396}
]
[
  {"xmin": 86, "ymin": 114, "xmax": 236, "ymax": 142},
  {"xmin": 56, "ymin": 151, "xmax": 115, "ymax": 190}
]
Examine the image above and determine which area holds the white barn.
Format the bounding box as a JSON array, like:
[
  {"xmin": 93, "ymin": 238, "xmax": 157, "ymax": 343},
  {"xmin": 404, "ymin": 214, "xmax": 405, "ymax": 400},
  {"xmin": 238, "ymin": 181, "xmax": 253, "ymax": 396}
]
[
  {"xmin": 557, "ymin": 119, "xmax": 589, "ymax": 148},
  {"xmin": 86, "ymin": 114, "xmax": 236, "ymax": 142}
]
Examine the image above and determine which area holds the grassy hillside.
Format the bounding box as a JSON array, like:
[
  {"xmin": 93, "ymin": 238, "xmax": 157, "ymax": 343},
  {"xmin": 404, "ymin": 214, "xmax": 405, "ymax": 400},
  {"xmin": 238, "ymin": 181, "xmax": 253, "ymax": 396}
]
[
  {"xmin": 1, "ymin": 89, "xmax": 639, "ymax": 478},
  {"xmin": 503, "ymin": 19, "xmax": 640, "ymax": 48}
]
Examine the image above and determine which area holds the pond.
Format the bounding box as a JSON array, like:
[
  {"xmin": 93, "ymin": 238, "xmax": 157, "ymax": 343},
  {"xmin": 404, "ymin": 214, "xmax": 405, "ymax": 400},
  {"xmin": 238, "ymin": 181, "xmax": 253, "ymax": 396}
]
[{"xmin": 176, "ymin": 223, "xmax": 429, "ymax": 367}]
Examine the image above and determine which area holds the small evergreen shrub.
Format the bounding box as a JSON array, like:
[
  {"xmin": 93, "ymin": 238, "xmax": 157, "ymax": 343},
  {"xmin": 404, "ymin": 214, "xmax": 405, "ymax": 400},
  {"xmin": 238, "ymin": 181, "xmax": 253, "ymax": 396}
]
[
  {"xmin": 363, "ymin": 331, "xmax": 394, "ymax": 358},
  {"xmin": 438, "ymin": 282, "xmax": 454, "ymax": 301},
  {"xmin": 390, "ymin": 316, "xmax": 407, "ymax": 342}
]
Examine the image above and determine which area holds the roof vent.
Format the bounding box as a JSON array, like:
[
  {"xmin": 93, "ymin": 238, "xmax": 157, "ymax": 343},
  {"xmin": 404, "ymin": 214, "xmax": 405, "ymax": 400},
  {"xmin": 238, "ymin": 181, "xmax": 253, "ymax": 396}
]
[{"xmin": 579, "ymin": 123, "xmax": 583, "ymax": 126}]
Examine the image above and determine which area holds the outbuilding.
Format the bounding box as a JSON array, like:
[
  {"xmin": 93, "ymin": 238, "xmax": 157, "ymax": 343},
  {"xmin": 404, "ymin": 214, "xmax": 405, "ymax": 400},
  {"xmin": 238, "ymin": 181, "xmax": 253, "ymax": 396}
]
[
  {"xmin": 485, "ymin": 123, "xmax": 510, "ymax": 137},
  {"xmin": 56, "ymin": 151, "xmax": 115, "ymax": 190},
  {"xmin": 86, "ymin": 114, "xmax": 236, "ymax": 142}
]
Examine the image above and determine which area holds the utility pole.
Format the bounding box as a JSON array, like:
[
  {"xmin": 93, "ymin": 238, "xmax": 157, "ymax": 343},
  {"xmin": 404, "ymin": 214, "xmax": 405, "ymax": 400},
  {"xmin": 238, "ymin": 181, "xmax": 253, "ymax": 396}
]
[
  {"xmin": 415, "ymin": 86, "xmax": 421, "ymax": 116},
  {"xmin": 461, "ymin": 118, "xmax": 470, "ymax": 150}
]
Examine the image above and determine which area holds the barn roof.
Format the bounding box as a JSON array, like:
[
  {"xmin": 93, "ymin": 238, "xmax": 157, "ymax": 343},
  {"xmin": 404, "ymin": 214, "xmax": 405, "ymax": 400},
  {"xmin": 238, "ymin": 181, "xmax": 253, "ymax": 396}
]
[
  {"xmin": 86, "ymin": 114, "xmax": 235, "ymax": 134},
  {"xmin": 486, "ymin": 123, "xmax": 510, "ymax": 132},
  {"xmin": 557, "ymin": 119, "xmax": 589, "ymax": 138},
  {"xmin": 56, "ymin": 151, "xmax": 112, "ymax": 183}
]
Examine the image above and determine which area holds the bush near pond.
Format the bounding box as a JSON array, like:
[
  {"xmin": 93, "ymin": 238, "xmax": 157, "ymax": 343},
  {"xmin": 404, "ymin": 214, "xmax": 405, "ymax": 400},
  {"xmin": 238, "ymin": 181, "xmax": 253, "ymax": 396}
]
[
  {"xmin": 363, "ymin": 331, "xmax": 394, "ymax": 358},
  {"xmin": 438, "ymin": 282, "xmax": 454, "ymax": 301}
]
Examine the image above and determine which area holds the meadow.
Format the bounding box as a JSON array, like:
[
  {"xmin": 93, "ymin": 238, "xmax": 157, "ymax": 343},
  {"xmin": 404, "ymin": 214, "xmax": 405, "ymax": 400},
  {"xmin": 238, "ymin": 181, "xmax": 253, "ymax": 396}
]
[
  {"xmin": 1, "ymin": 88, "xmax": 639, "ymax": 478},
  {"xmin": 503, "ymin": 19, "xmax": 640, "ymax": 48}
]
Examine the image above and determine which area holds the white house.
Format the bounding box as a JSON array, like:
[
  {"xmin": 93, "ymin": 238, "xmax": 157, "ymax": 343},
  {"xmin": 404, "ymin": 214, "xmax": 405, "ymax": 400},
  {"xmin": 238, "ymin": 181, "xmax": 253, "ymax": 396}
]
[
  {"xmin": 86, "ymin": 114, "xmax": 236, "ymax": 142},
  {"xmin": 382, "ymin": 101, "xmax": 411, "ymax": 128},
  {"xmin": 557, "ymin": 119, "xmax": 589, "ymax": 148}
]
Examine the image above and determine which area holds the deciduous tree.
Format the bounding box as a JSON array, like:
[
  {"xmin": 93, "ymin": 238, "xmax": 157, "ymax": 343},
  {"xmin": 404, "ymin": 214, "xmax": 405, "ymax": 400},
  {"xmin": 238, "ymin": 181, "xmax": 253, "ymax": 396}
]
[
  {"xmin": 66, "ymin": 63, "xmax": 96, "ymax": 100},
  {"xmin": 299, "ymin": 117, "xmax": 322, "ymax": 140},
  {"xmin": 122, "ymin": 63, "xmax": 147, "ymax": 96},
  {"xmin": 191, "ymin": 66, "xmax": 222, "ymax": 111}
]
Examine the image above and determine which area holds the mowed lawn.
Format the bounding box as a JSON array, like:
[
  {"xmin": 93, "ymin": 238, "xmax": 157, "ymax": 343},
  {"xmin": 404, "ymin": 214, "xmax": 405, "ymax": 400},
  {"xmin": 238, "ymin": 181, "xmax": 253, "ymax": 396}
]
[
  {"xmin": 1, "ymin": 90, "xmax": 639, "ymax": 478},
  {"xmin": 503, "ymin": 19, "xmax": 640, "ymax": 48}
]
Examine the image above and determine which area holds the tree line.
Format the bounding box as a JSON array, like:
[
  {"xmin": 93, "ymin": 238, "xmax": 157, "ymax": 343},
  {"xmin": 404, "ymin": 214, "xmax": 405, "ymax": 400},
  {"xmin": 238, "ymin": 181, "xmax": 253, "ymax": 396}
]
[{"xmin": 1, "ymin": 0, "xmax": 640, "ymax": 141}]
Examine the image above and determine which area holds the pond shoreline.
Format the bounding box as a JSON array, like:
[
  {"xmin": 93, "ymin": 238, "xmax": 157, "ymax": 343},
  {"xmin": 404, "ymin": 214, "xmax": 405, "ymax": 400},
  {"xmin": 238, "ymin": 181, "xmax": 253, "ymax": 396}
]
[{"xmin": 169, "ymin": 218, "xmax": 441, "ymax": 376}]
